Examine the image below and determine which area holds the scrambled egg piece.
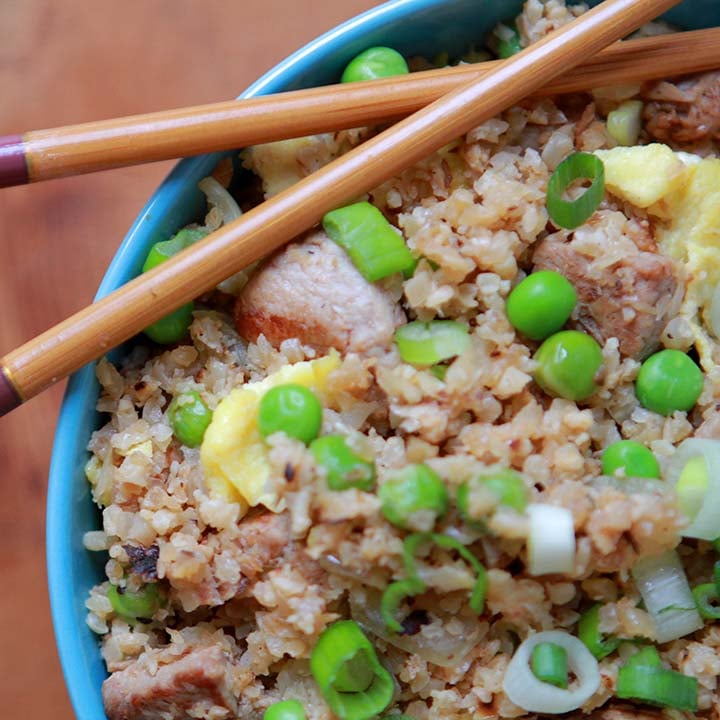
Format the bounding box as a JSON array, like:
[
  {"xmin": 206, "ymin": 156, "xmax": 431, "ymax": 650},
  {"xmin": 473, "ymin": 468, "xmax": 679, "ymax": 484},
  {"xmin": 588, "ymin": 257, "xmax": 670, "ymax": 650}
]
[
  {"xmin": 201, "ymin": 354, "xmax": 340, "ymax": 514},
  {"xmin": 595, "ymin": 144, "xmax": 686, "ymax": 208},
  {"xmin": 596, "ymin": 144, "xmax": 720, "ymax": 367}
]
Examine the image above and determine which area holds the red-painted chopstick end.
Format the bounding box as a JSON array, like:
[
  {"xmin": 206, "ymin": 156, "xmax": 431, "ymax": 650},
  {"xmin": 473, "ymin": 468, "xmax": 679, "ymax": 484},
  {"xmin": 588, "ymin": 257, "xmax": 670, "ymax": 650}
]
[{"xmin": 0, "ymin": 134, "xmax": 29, "ymax": 187}]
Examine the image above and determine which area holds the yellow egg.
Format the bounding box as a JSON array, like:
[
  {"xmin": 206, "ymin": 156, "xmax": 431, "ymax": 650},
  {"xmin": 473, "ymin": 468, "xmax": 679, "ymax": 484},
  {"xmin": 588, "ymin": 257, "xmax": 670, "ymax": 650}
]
[
  {"xmin": 200, "ymin": 354, "xmax": 340, "ymax": 514},
  {"xmin": 595, "ymin": 144, "xmax": 687, "ymax": 208}
]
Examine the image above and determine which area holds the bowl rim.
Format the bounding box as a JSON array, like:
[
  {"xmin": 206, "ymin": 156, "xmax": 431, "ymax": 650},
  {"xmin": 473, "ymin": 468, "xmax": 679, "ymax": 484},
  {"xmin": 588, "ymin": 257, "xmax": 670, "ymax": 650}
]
[{"xmin": 46, "ymin": 0, "xmax": 467, "ymax": 717}]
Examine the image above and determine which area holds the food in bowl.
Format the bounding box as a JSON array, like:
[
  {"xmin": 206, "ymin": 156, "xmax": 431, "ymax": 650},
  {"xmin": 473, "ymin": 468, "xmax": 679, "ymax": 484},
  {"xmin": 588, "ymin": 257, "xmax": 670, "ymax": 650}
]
[{"xmin": 81, "ymin": 2, "xmax": 720, "ymax": 718}]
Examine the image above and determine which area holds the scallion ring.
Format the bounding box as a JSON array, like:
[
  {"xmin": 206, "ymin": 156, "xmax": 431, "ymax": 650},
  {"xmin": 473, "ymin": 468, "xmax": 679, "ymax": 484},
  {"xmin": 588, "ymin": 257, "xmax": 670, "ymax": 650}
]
[
  {"xmin": 546, "ymin": 152, "xmax": 605, "ymax": 230},
  {"xmin": 617, "ymin": 655, "xmax": 698, "ymax": 712},
  {"xmin": 631, "ymin": 550, "xmax": 703, "ymax": 643},
  {"xmin": 502, "ymin": 630, "xmax": 600, "ymax": 714},
  {"xmin": 395, "ymin": 320, "xmax": 471, "ymax": 366},
  {"xmin": 693, "ymin": 583, "xmax": 720, "ymax": 620},
  {"xmin": 578, "ymin": 604, "xmax": 620, "ymax": 660},
  {"xmin": 310, "ymin": 620, "xmax": 394, "ymax": 720},
  {"xmin": 380, "ymin": 532, "xmax": 487, "ymax": 632}
]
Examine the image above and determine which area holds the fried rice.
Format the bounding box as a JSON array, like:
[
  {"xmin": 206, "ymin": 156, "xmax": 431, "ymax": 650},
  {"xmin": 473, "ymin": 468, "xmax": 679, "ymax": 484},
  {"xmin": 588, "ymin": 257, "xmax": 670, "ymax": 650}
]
[{"xmin": 82, "ymin": 2, "xmax": 720, "ymax": 718}]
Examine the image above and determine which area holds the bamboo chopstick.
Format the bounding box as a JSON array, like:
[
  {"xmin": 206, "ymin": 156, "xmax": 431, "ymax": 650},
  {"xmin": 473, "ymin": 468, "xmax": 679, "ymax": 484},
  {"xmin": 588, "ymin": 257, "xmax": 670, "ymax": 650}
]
[
  {"xmin": 1, "ymin": 25, "xmax": 715, "ymax": 188},
  {"xmin": 0, "ymin": 0, "xmax": 682, "ymax": 416}
]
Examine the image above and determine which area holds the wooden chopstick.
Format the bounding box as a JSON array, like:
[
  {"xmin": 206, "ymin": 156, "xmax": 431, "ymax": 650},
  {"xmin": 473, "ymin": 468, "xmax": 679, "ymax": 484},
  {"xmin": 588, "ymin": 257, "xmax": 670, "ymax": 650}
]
[
  {"xmin": 1, "ymin": 24, "xmax": 715, "ymax": 188},
  {"xmin": 0, "ymin": 0, "xmax": 682, "ymax": 416}
]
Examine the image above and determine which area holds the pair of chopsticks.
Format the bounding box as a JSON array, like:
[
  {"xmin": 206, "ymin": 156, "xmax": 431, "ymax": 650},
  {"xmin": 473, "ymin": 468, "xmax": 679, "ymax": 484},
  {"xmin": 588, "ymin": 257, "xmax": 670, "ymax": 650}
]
[{"xmin": 0, "ymin": 0, "xmax": 690, "ymax": 416}]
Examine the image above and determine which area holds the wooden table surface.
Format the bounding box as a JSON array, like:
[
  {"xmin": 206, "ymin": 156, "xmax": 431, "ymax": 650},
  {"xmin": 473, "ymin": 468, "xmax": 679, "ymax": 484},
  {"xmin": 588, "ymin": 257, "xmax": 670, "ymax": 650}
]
[{"xmin": 0, "ymin": 1, "xmax": 378, "ymax": 716}]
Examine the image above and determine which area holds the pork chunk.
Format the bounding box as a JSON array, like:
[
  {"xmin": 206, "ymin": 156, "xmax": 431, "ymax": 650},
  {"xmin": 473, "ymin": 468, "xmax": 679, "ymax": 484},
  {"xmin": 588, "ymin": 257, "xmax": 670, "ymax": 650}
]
[
  {"xmin": 234, "ymin": 229, "xmax": 405, "ymax": 353},
  {"xmin": 642, "ymin": 70, "xmax": 720, "ymax": 145},
  {"xmin": 103, "ymin": 645, "xmax": 238, "ymax": 720},
  {"xmin": 533, "ymin": 238, "xmax": 681, "ymax": 359}
]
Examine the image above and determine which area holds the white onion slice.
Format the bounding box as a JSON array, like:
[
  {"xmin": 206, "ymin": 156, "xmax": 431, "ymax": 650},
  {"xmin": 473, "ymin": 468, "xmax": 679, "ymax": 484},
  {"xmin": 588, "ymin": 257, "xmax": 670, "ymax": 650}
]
[
  {"xmin": 632, "ymin": 550, "xmax": 703, "ymax": 643},
  {"xmin": 198, "ymin": 176, "xmax": 242, "ymax": 225},
  {"xmin": 665, "ymin": 438, "xmax": 720, "ymax": 540},
  {"xmin": 502, "ymin": 630, "xmax": 600, "ymax": 714},
  {"xmin": 527, "ymin": 504, "xmax": 576, "ymax": 575}
]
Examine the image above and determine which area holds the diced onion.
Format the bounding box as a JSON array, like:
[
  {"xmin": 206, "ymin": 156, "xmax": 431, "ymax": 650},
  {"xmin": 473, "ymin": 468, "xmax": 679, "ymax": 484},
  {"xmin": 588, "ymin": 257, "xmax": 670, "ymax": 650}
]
[
  {"xmin": 632, "ymin": 550, "xmax": 703, "ymax": 643},
  {"xmin": 527, "ymin": 504, "xmax": 576, "ymax": 575},
  {"xmin": 199, "ymin": 176, "xmax": 241, "ymax": 225},
  {"xmin": 665, "ymin": 439, "xmax": 720, "ymax": 540},
  {"xmin": 606, "ymin": 100, "xmax": 643, "ymax": 146},
  {"xmin": 502, "ymin": 630, "xmax": 600, "ymax": 714}
]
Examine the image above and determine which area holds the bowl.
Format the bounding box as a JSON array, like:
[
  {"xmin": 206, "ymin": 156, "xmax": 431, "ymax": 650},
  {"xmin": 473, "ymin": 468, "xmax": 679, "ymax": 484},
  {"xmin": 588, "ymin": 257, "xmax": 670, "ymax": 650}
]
[{"xmin": 47, "ymin": 1, "xmax": 720, "ymax": 718}]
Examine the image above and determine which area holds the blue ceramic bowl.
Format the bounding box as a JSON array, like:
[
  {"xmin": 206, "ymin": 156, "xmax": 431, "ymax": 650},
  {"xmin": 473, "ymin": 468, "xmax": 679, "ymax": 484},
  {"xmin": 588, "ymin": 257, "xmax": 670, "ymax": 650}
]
[{"xmin": 48, "ymin": 1, "xmax": 720, "ymax": 717}]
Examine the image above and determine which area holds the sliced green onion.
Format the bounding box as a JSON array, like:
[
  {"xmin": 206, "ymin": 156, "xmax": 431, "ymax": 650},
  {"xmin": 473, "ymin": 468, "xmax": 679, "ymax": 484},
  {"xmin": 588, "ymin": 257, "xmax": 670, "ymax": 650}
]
[
  {"xmin": 496, "ymin": 23, "xmax": 523, "ymax": 58},
  {"xmin": 578, "ymin": 604, "xmax": 620, "ymax": 660},
  {"xmin": 310, "ymin": 620, "xmax": 394, "ymax": 720},
  {"xmin": 429, "ymin": 364, "xmax": 448, "ymax": 381},
  {"xmin": 531, "ymin": 642, "xmax": 569, "ymax": 689},
  {"xmin": 546, "ymin": 152, "xmax": 605, "ymax": 230},
  {"xmin": 693, "ymin": 583, "xmax": 720, "ymax": 620},
  {"xmin": 714, "ymin": 560, "xmax": 720, "ymax": 593},
  {"xmin": 606, "ymin": 100, "xmax": 644, "ymax": 147},
  {"xmin": 616, "ymin": 663, "xmax": 698, "ymax": 712},
  {"xmin": 395, "ymin": 320, "xmax": 471, "ymax": 366},
  {"xmin": 526, "ymin": 504, "xmax": 576, "ymax": 576},
  {"xmin": 666, "ymin": 439, "xmax": 720, "ymax": 540},
  {"xmin": 502, "ymin": 630, "xmax": 600, "ymax": 713},
  {"xmin": 380, "ymin": 533, "xmax": 487, "ymax": 633},
  {"xmin": 108, "ymin": 583, "xmax": 162, "ymax": 621},
  {"xmin": 632, "ymin": 550, "xmax": 703, "ymax": 643},
  {"xmin": 142, "ymin": 228, "xmax": 208, "ymax": 272},
  {"xmin": 322, "ymin": 202, "xmax": 416, "ymax": 281},
  {"xmin": 626, "ymin": 645, "xmax": 662, "ymax": 669}
]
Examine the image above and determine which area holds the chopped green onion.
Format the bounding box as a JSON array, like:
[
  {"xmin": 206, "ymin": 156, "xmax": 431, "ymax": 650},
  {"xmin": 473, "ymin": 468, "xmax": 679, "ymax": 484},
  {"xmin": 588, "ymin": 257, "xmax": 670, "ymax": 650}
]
[
  {"xmin": 546, "ymin": 152, "xmax": 605, "ymax": 230},
  {"xmin": 714, "ymin": 560, "xmax": 720, "ymax": 593},
  {"xmin": 693, "ymin": 583, "xmax": 720, "ymax": 620},
  {"xmin": 578, "ymin": 604, "xmax": 620, "ymax": 660},
  {"xmin": 322, "ymin": 202, "xmax": 416, "ymax": 282},
  {"xmin": 496, "ymin": 24, "xmax": 523, "ymax": 58},
  {"xmin": 429, "ymin": 364, "xmax": 448, "ymax": 381},
  {"xmin": 263, "ymin": 700, "xmax": 307, "ymax": 720},
  {"xmin": 631, "ymin": 551, "xmax": 703, "ymax": 643},
  {"xmin": 395, "ymin": 320, "xmax": 471, "ymax": 366},
  {"xmin": 142, "ymin": 228, "xmax": 208, "ymax": 272},
  {"xmin": 310, "ymin": 435, "xmax": 375, "ymax": 491},
  {"xmin": 526, "ymin": 503, "xmax": 576, "ymax": 576},
  {"xmin": 531, "ymin": 642, "xmax": 569, "ymax": 689},
  {"xmin": 310, "ymin": 620, "xmax": 394, "ymax": 720},
  {"xmin": 625, "ymin": 645, "xmax": 662, "ymax": 669},
  {"xmin": 108, "ymin": 583, "xmax": 162, "ymax": 622},
  {"xmin": 666, "ymin": 439, "xmax": 720, "ymax": 540},
  {"xmin": 381, "ymin": 533, "xmax": 487, "ymax": 633},
  {"xmin": 616, "ymin": 663, "xmax": 698, "ymax": 712},
  {"xmin": 606, "ymin": 100, "xmax": 644, "ymax": 147},
  {"xmin": 503, "ymin": 630, "xmax": 600, "ymax": 713}
]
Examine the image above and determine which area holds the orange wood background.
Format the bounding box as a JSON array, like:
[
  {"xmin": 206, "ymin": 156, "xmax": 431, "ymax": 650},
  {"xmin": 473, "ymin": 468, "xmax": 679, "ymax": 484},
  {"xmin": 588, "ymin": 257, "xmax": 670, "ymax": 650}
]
[{"xmin": 0, "ymin": 1, "xmax": 378, "ymax": 717}]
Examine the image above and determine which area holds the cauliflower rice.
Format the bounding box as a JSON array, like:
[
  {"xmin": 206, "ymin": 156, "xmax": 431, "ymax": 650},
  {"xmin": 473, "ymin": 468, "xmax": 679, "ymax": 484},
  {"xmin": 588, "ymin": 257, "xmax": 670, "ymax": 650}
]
[{"xmin": 83, "ymin": 3, "xmax": 720, "ymax": 719}]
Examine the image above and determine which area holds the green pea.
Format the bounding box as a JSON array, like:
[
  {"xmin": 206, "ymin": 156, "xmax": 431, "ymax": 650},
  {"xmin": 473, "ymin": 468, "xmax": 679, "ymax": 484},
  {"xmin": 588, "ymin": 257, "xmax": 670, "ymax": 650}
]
[
  {"xmin": 263, "ymin": 700, "xmax": 307, "ymax": 720},
  {"xmin": 601, "ymin": 440, "xmax": 660, "ymax": 479},
  {"xmin": 341, "ymin": 46, "xmax": 409, "ymax": 83},
  {"xmin": 458, "ymin": 470, "xmax": 528, "ymax": 526},
  {"xmin": 108, "ymin": 583, "xmax": 161, "ymax": 621},
  {"xmin": 140, "ymin": 228, "xmax": 208, "ymax": 345},
  {"xmin": 506, "ymin": 271, "xmax": 577, "ymax": 340},
  {"xmin": 143, "ymin": 304, "xmax": 195, "ymax": 345},
  {"xmin": 635, "ymin": 349, "xmax": 704, "ymax": 416},
  {"xmin": 167, "ymin": 391, "xmax": 213, "ymax": 448},
  {"xmin": 379, "ymin": 464, "xmax": 448, "ymax": 530},
  {"xmin": 533, "ymin": 330, "xmax": 603, "ymax": 402},
  {"xmin": 497, "ymin": 25, "xmax": 523, "ymax": 58},
  {"xmin": 258, "ymin": 384, "xmax": 322, "ymax": 445},
  {"xmin": 309, "ymin": 435, "xmax": 375, "ymax": 491}
]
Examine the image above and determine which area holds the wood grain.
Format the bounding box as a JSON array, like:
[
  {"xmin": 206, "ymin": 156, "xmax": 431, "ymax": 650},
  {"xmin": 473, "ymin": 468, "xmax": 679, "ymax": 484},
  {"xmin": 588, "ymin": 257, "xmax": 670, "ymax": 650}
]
[
  {"xmin": 0, "ymin": 1, "xmax": 378, "ymax": 718},
  {"xmin": 3, "ymin": 27, "xmax": 715, "ymax": 186},
  {"xmin": 0, "ymin": 0, "xmax": 681, "ymax": 412}
]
